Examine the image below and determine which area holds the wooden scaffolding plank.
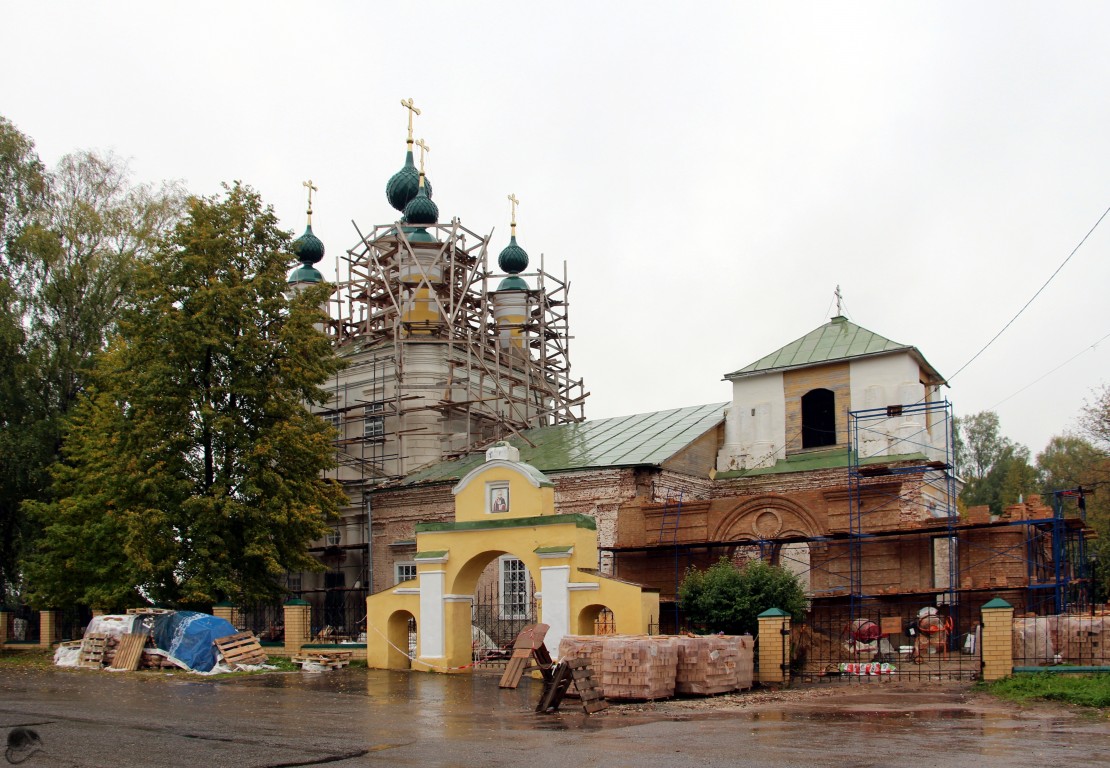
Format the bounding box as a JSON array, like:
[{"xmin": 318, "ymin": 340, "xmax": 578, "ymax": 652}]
[{"xmin": 108, "ymin": 633, "xmax": 149, "ymax": 672}]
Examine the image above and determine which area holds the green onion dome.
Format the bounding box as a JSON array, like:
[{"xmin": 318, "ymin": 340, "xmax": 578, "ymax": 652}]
[
  {"xmin": 291, "ymin": 224, "xmax": 325, "ymax": 266},
  {"xmin": 386, "ymin": 150, "xmax": 433, "ymax": 212},
  {"xmin": 497, "ymin": 235, "xmax": 529, "ymax": 274},
  {"xmin": 288, "ymin": 264, "xmax": 324, "ymax": 284},
  {"xmin": 497, "ymin": 275, "xmax": 529, "ymax": 291},
  {"xmin": 402, "ymin": 184, "xmax": 438, "ymax": 226}
]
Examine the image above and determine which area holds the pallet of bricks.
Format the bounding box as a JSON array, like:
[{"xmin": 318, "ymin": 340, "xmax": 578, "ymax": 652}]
[
  {"xmin": 559, "ymin": 635, "xmax": 676, "ymax": 700},
  {"xmin": 1014, "ymin": 613, "xmax": 1110, "ymax": 667},
  {"xmin": 674, "ymin": 634, "xmax": 754, "ymax": 695},
  {"xmin": 560, "ymin": 634, "xmax": 755, "ymax": 700}
]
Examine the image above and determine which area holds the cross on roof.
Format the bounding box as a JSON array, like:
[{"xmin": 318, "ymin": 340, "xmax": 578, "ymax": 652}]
[
  {"xmin": 414, "ymin": 138, "xmax": 430, "ymax": 177},
  {"xmin": 400, "ymin": 98, "xmax": 421, "ymax": 143},
  {"xmin": 508, "ymin": 193, "xmax": 520, "ymax": 233},
  {"xmin": 303, "ymin": 179, "xmax": 317, "ymax": 222}
]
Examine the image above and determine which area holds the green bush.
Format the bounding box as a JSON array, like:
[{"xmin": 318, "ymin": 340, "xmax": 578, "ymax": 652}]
[{"xmin": 679, "ymin": 557, "xmax": 807, "ymax": 635}]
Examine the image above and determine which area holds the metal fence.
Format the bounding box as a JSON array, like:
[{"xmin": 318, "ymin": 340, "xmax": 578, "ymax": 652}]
[
  {"xmin": 236, "ymin": 602, "xmax": 286, "ymax": 644},
  {"xmin": 303, "ymin": 588, "xmax": 368, "ymax": 642},
  {"xmin": 54, "ymin": 606, "xmax": 92, "ymax": 642},
  {"xmin": 471, "ymin": 581, "xmax": 537, "ymax": 667},
  {"xmin": 795, "ymin": 598, "xmax": 982, "ymax": 682},
  {"xmin": 1012, "ymin": 611, "xmax": 1110, "ymax": 670},
  {"xmin": 5, "ymin": 606, "xmax": 40, "ymax": 644}
]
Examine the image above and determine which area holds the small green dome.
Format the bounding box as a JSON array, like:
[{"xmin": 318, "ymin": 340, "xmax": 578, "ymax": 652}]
[
  {"xmin": 386, "ymin": 150, "xmax": 433, "ymax": 212},
  {"xmin": 288, "ymin": 264, "xmax": 324, "ymax": 284},
  {"xmin": 291, "ymin": 224, "xmax": 325, "ymax": 265},
  {"xmin": 403, "ymin": 185, "xmax": 438, "ymax": 226},
  {"xmin": 497, "ymin": 275, "xmax": 529, "ymax": 292},
  {"xmin": 498, "ymin": 235, "xmax": 529, "ymax": 274},
  {"xmin": 404, "ymin": 227, "xmax": 439, "ymax": 244}
]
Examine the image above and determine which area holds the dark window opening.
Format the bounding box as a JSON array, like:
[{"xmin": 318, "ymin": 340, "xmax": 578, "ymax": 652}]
[{"xmin": 801, "ymin": 388, "xmax": 837, "ymax": 448}]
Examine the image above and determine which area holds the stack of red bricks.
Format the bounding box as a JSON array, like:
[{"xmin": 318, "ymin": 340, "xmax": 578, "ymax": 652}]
[
  {"xmin": 598, "ymin": 636, "xmax": 678, "ymax": 700},
  {"xmin": 675, "ymin": 635, "xmax": 738, "ymax": 695}
]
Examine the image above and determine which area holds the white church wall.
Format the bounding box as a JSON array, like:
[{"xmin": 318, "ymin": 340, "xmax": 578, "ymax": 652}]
[
  {"xmin": 849, "ymin": 355, "xmax": 937, "ymax": 459},
  {"xmin": 717, "ymin": 371, "xmax": 785, "ymax": 471}
]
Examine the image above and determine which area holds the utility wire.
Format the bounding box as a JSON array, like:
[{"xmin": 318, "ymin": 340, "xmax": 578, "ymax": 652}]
[
  {"xmin": 948, "ymin": 203, "xmax": 1110, "ymax": 382},
  {"xmin": 989, "ymin": 330, "xmax": 1110, "ymax": 411}
]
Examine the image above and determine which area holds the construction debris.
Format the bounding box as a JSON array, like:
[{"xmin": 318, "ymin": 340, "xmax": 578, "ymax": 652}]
[
  {"xmin": 213, "ymin": 632, "xmax": 268, "ymax": 670},
  {"xmin": 292, "ymin": 651, "xmax": 353, "ymax": 671}
]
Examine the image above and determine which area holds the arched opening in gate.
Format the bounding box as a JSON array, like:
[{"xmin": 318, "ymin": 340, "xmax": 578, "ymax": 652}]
[
  {"xmin": 576, "ymin": 603, "xmax": 617, "ymax": 635},
  {"xmin": 385, "ymin": 609, "xmax": 415, "ymax": 670},
  {"xmin": 456, "ymin": 550, "xmax": 538, "ymax": 666}
]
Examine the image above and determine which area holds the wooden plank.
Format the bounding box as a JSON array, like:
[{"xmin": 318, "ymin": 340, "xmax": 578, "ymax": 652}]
[
  {"xmin": 499, "ymin": 624, "xmax": 551, "ymax": 688},
  {"xmin": 109, "ymin": 633, "xmax": 148, "ymax": 672}
]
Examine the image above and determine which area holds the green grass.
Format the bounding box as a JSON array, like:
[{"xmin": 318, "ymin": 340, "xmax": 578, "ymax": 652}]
[
  {"xmin": 0, "ymin": 649, "xmax": 55, "ymax": 668},
  {"xmin": 979, "ymin": 672, "xmax": 1110, "ymax": 709}
]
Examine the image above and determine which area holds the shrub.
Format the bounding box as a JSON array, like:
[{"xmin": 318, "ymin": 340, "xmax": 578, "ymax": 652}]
[{"xmin": 679, "ymin": 557, "xmax": 807, "ymax": 635}]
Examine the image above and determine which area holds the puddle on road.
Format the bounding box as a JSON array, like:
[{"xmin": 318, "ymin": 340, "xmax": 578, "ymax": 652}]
[{"xmin": 228, "ymin": 670, "xmax": 1033, "ymax": 733}]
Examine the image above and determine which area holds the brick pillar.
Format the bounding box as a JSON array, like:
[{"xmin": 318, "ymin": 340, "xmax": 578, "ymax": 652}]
[
  {"xmin": 212, "ymin": 603, "xmax": 236, "ymax": 628},
  {"xmin": 0, "ymin": 611, "xmax": 10, "ymax": 647},
  {"xmin": 980, "ymin": 597, "xmax": 1014, "ymax": 681},
  {"xmin": 39, "ymin": 610, "xmax": 58, "ymax": 647},
  {"xmin": 756, "ymin": 608, "xmax": 791, "ymax": 686},
  {"xmin": 283, "ymin": 599, "xmax": 311, "ymax": 655}
]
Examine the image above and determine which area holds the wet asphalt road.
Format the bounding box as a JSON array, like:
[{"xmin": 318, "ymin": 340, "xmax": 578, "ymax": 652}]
[{"xmin": 1, "ymin": 666, "xmax": 1107, "ymax": 768}]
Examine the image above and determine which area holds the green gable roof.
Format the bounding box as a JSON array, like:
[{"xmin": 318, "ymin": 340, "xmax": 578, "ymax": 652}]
[
  {"xmin": 398, "ymin": 402, "xmax": 727, "ymax": 487},
  {"xmin": 725, "ymin": 316, "xmax": 945, "ymax": 385}
]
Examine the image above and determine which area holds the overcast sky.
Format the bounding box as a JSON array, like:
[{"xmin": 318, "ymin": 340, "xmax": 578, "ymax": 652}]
[{"xmin": 4, "ymin": 1, "xmax": 1108, "ymax": 457}]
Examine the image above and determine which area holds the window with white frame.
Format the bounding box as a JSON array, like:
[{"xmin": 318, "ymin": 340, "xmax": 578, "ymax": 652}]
[
  {"xmin": 286, "ymin": 573, "xmax": 302, "ymax": 594},
  {"xmin": 499, "ymin": 556, "xmax": 531, "ymax": 620},
  {"xmin": 321, "ymin": 412, "xmax": 341, "ymax": 433},
  {"xmin": 365, "ymin": 402, "xmax": 385, "ymax": 438},
  {"xmin": 325, "ymin": 528, "xmax": 341, "ymax": 546},
  {"xmin": 394, "ymin": 561, "xmax": 417, "ymax": 585}
]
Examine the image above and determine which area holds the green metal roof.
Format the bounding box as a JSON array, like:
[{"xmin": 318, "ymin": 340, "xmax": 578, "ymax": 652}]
[
  {"xmin": 725, "ymin": 316, "xmax": 945, "ymax": 384},
  {"xmin": 398, "ymin": 402, "xmax": 727, "ymax": 487},
  {"xmin": 714, "ymin": 450, "xmax": 929, "ymax": 478}
]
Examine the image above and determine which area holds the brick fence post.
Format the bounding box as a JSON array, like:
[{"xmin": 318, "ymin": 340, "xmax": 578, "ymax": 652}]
[
  {"xmin": 0, "ymin": 611, "xmax": 9, "ymax": 647},
  {"xmin": 39, "ymin": 610, "xmax": 58, "ymax": 647},
  {"xmin": 980, "ymin": 597, "xmax": 1014, "ymax": 681},
  {"xmin": 283, "ymin": 599, "xmax": 311, "ymax": 656},
  {"xmin": 756, "ymin": 608, "xmax": 791, "ymax": 686},
  {"xmin": 212, "ymin": 602, "xmax": 236, "ymax": 628}
]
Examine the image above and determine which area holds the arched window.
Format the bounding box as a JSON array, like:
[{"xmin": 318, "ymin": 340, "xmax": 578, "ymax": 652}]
[{"xmin": 801, "ymin": 388, "xmax": 836, "ymax": 448}]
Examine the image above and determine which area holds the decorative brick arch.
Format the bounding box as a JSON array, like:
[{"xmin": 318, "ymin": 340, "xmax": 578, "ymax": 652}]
[{"xmin": 713, "ymin": 495, "xmax": 821, "ymax": 543}]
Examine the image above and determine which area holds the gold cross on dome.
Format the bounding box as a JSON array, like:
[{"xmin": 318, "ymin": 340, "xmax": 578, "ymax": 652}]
[
  {"xmin": 401, "ymin": 98, "xmax": 421, "ymax": 143},
  {"xmin": 508, "ymin": 193, "xmax": 520, "ymax": 233},
  {"xmin": 414, "ymin": 138, "xmax": 430, "ymax": 178},
  {"xmin": 303, "ymin": 179, "xmax": 318, "ymax": 221}
]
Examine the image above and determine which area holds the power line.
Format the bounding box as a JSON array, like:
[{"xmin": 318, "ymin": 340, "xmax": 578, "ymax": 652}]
[
  {"xmin": 948, "ymin": 203, "xmax": 1110, "ymax": 382},
  {"xmin": 989, "ymin": 329, "xmax": 1110, "ymax": 411}
]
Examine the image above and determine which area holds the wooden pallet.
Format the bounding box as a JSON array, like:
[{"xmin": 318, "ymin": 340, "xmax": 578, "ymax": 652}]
[
  {"xmin": 292, "ymin": 651, "xmax": 353, "ymax": 670},
  {"xmin": 498, "ymin": 624, "xmax": 552, "ymax": 689},
  {"xmin": 108, "ymin": 633, "xmax": 149, "ymax": 672},
  {"xmin": 213, "ymin": 632, "xmax": 268, "ymax": 669},
  {"xmin": 79, "ymin": 633, "xmax": 109, "ymax": 669},
  {"xmin": 537, "ymin": 658, "xmax": 608, "ymax": 714}
]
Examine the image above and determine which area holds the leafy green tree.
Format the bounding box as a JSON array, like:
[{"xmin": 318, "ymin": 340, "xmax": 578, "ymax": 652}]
[
  {"xmin": 956, "ymin": 411, "xmax": 1035, "ymax": 515},
  {"xmin": 0, "ymin": 125, "xmax": 183, "ymax": 603},
  {"xmin": 25, "ymin": 183, "xmax": 346, "ymax": 609},
  {"xmin": 1037, "ymin": 433, "xmax": 1110, "ymax": 602},
  {"xmin": 1081, "ymin": 384, "xmax": 1110, "ymax": 450},
  {"xmin": 679, "ymin": 557, "xmax": 807, "ymax": 635},
  {"xmin": 0, "ymin": 117, "xmax": 50, "ymax": 602}
]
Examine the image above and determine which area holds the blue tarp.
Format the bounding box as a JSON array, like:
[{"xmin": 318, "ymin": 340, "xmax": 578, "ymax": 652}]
[{"xmin": 152, "ymin": 612, "xmax": 237, "ymax": 672}]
